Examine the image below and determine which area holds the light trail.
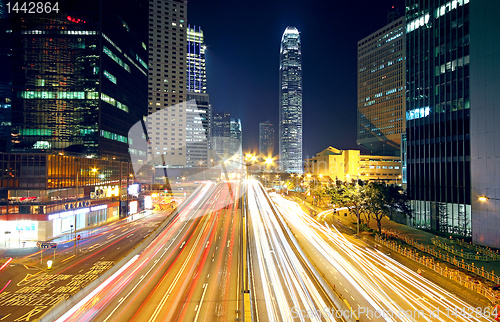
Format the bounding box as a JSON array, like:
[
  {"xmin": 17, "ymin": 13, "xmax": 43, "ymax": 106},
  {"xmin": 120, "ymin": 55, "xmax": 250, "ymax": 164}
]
[
  {"xmin": 271, "ymin": 193, "xmax": 492, "ymax": 322},
  {"xmin": 247, "ymin": 180, "xmax": 340, "ymax": 322},
  {"xmin": 57, "ymin": 182, "xmax": 216, "ymax": 321}
]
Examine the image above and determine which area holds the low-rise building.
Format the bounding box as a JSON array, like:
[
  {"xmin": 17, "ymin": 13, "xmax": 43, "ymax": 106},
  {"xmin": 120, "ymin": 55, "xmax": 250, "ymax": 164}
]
[{"xmin": 304, "ymin": 146, "xmax": 401, "ymax": 184}]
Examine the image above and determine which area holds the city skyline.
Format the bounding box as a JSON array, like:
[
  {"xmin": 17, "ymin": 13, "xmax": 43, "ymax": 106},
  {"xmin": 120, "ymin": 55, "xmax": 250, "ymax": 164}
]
[
  {"xmin": 0, "ymin": 1, "xmax": 500, "ymax": 321},
  {"xmin": 187, "ymin": 0, "xmax": 406, "ymax": 157}
]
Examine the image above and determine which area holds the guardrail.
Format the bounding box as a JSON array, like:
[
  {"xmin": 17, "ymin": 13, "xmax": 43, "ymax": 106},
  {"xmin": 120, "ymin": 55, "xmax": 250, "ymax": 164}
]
[
  {"xmin": 375, "ymin": 234, "xmax": 500, "ymax": 305},
  {"xmin": 448, "ymin": 238, "xmax": 500, "ymax": 260},
  {"xmin": 432, "ymin": 237, "xmax": 500, "ymax": 261}
]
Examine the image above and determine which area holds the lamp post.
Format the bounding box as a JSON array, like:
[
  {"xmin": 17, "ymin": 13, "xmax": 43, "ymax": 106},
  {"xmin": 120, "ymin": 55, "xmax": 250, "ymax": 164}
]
[{"xmin": 479, "ymin": 196, "xmax": 500, "ymax": 201}]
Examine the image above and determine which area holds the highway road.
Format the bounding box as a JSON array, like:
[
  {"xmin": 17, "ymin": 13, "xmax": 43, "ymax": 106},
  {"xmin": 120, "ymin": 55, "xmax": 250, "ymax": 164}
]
[
  {"xmin": 247, "ymin": 180, "xmax": 341, "ymax": 322},
  {"xmin": 271, "ymin": 193, "xmax": 494, "ymax": 322},
  {"xmin": 58, "ymin": 181, "xmax": 245, "ymax": 322},
  {"xmin": 14, "ymin": 179, "xmax": 494, "ymax": 322},
  {"xmin": 0, "ymin": 204, "xmax": 181, "ymax": 322}
]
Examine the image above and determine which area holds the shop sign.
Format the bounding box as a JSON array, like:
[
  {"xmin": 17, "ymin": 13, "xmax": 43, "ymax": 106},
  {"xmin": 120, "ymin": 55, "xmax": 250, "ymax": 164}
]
[{"xmin": 64, "ymin": 201, "xmax": 90, "ymax": 210}]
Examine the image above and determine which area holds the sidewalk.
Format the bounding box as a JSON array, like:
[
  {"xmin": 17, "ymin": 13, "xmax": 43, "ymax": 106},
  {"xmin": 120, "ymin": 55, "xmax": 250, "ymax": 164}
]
[{"xmin": 0, "ymin": 209, "xmax": 155, "ymax": 260}]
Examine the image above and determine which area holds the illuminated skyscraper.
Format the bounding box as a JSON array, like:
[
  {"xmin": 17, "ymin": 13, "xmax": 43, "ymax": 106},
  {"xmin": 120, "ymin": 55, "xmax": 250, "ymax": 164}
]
[
  {"xmin": 187, "ymin": 25, "xmax": 206, "ymax": 93},
  {"xmin": 4, "ymin": 0, "xmax": 148, "ymax": 160},
  {"xmin": 212, "ymin": 112, "xmax": 242, "ymax": 170},
  {"xmin": 403, "ymin": 0, "xmax": 500, "ymax": 247},
  {"xmin": 279, "ymin": 26, "xmax": 302, "ymax": 173},
  {"xmin": 357, "ymin": 16, "xmax": 405, "ymax": 156},
  {"xmin": 259, "ymin": 121, "xmax": 275, "ymax": 157},
  {"xmin": 186, "ymin": 25, "xmax": 211, "ymax": 167}
]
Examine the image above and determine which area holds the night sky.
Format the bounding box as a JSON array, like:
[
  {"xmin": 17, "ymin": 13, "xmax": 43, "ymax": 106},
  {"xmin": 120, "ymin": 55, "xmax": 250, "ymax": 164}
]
[{"xmin": 187, "ymin": 0, "xmax": 405, "ymax": 159}]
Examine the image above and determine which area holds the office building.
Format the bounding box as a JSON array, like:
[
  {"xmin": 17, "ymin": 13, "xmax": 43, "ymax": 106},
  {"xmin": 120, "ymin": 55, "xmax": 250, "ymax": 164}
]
[
  {"xmin": 0, "ymin": 0, "xmax": 150, "ymax": 242},
  {"xmin": 186, "ymin": 25, "xmax": 211, "ymax": 167},
  {"xmin": 186, "ymin": 93, "xmax": 211, "ymax": 167},
  {"xmin": 3, "ymin": 0, "xmax": 148, "ymax": 161},
  {"xmin": 212, "ymin": 112, "xmax": 242, "ymax": 170},
  {"xmin": 187, "ymin": 25, "xmax": 206, "ymax": 94},
  {"xmin": 469, "ymin": 0, "xmax": 500, "ymax": 247},
  {"xmin": 147, "ymin": 0, "xmax": 188, "ymax": 166},
  {"xmin": 279, "ymin": 26, "xmax": 303, "ymax": 174},
  {"xmin": 259, "ymin": 121, "xmax": 275, "ymax": 157},
  {"xmin": 405, "ymin": 0, "xmax": 474, "ymax": 239},
  {"xmin": 357, "ymin": 15, "xmax": 405, "ymax": 156}
]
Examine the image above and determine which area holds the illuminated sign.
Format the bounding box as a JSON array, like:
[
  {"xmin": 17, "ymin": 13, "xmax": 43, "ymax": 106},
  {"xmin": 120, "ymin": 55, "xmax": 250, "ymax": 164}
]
[
  {"xmin": 129, "ymin": 201, "xmax": 138, "ymax": 215},
  {"xmin": 128, "ymin": 184, "xmax": 139, "ymax": 195},
  {"xmin": 74, "ymin": 208, "xmax": 90, "ymax": 215},
  {"xmin": 144, "ymin": 196, "xmax": 152, "ymax": 209},
  {"xmin": 16, "ymin": 222, "xmax": 36, "ymax": 231},
  {"xmin": 64, "ymin": 201, "xmax": 90, "ymax": 210},
  {"xmin": 67, "ymin": 16, "xmax": 86, "ymax": 24},
  {"xmin": 90, "ymin": 204, "xmax": 108, "ymax": 212},
  {"xmin": 48, "ymin": 208, "xmax": 90, "ymax": 220}
]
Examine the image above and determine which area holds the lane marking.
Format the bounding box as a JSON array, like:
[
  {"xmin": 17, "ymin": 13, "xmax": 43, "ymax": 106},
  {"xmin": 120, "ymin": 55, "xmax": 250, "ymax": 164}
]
[{"xmin": 193, "ymin": 283, "xmax": 208, "ymax": 321}]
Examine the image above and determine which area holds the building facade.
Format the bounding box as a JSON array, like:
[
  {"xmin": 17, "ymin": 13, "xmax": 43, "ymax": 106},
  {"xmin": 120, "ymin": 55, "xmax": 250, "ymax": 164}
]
[
  {"xmin": 405, "ymin": 0, "xmax": 471, "ymax": 237},
  {"xmin": 147, "ymin": 0, "xmax": 188, "ymax": 166},
  {"xmin": 259, "ymin": 121, "xmax": 275, "ymax": 157},
  {"xmin": 0, "ymin": 0, "xmax": 151, "ymax": 242},
  {"xmin": 279, "ymin": 26, "xmax": 303, "ymax": 174},
  {"xmin": 185, "ymin": 25, "xmax": 211, "ymax": 167},
  {"xmin": 304, "ymin": 146, "xmax": 401, "ymax": 184},
  {"xmin": 3, "ymin": 0, "xmax": 148, "ymax": 161},
  {"xmin": 357, "ymin": 16, "xmax": 406, "ymax": 156},
  {"xmin": 469, "ymin": 0, "xmax": 500, "ymax": 247},
  {"xmin": 212, "ymin": 112, "xmax": 242, "ymax": 170},
  {"xmin": 0, "ymin": 153, "xmax": 150, "ymax": 242},
  {"xmin": 186, "ymin": 93, "xmax": 211, "ymax": 167}
]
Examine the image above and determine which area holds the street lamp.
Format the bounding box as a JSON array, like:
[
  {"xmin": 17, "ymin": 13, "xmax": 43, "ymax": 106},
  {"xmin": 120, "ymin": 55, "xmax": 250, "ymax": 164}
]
[{"xmin": 478, "ymin": 196, "xmax": 500, "ymax": 201}]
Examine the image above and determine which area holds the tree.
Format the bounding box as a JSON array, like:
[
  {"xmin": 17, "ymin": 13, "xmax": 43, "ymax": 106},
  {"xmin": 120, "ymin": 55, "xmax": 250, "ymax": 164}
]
[
  {"xmin": 328, "ymin": 179, "xmax": 368, "ymax": 235},
  {"xmin": 366, "ymin": 182, "xmax": 386, "ymax": 234},
  {"xmin": 366, "ymin": 182, "xmax": 412, "ymax": 234}
]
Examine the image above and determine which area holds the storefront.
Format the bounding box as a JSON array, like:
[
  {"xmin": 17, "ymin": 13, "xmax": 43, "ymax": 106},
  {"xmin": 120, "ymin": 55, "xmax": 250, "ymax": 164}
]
[
  {"xmin": 0, "ymin": 201, "xmax": 121, "ymax": 243},
  {"xmin": 49, "ymin": 202, "xmax": 119, "ymax": 238},
  {"xmin": 0, "ymin": 220, "xmax": 39, "ymax": 247}
]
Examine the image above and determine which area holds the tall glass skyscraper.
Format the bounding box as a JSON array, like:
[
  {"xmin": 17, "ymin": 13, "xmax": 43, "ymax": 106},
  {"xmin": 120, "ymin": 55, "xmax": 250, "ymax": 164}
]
[
  {"xmin": 186, "ymin": 25, "xmax": 211, "ymax": 167},
  {"xmin": 405, "ymin": 0, "xmax": 471, "ymax": 236},
  {"xmin": 357, "ymin": 16, "xmax": 405, "ymax": 157},
  {"xmin": 2, "ymin": 0, "xmax": 148, "ymax": 161},
  {"xmin": 279, "ymin": 26, "xmax": 302, "ymax": 174},
  {"xmin": 187, "ymin": 25, "xmax": 206, "ymax": 94}
]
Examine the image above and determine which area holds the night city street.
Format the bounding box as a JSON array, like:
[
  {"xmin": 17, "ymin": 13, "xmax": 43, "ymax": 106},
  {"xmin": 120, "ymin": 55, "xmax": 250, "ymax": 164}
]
[{"xmin": 1, "ymin": 0, "xmax": 500, "ymax": 321}]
